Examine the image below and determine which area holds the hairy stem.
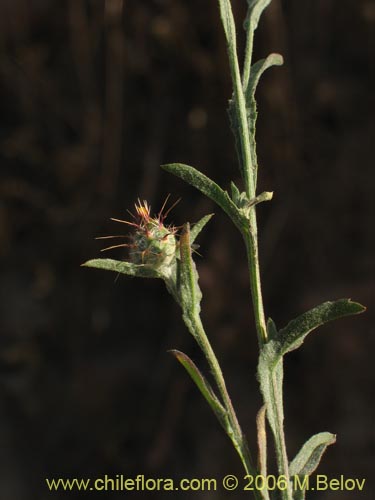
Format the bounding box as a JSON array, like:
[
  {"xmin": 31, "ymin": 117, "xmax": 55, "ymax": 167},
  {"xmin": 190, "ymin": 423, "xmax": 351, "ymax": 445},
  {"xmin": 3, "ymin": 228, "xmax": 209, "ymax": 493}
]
[
  {"xmin": 242, "ymin": 26, "xmax": 254, "ymax": 90},
  {"xmin": 269, "ymin": 367, "xmax": 293, "ymax": 500},
  {"xmin": 221, "ymin": 1, "xmax": 292, "ymax": 494},
  {"xmin": 229, "ymin": 47, "xmax": 256, "ymax": 200},
  {"xmin": 221, "ymin": 6, "xmax": 267, "ymax": 345},
  {"xmin": 243, "ymin": 222, "xmax": 268, "ymax": 345},
  {"xmin": 187, "ymin": 314, "xmax": 263, "ymax": 500}
]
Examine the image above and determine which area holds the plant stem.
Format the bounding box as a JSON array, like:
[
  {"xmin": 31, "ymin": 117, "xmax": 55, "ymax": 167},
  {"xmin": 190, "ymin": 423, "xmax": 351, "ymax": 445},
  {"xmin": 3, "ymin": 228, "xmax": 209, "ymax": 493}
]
[
  {"xmin": 269, "ymin": 368, "xmax": 293, "ymax": 500},
  {"xmin": 228, "ymin": 44, "xmax": 256, "ymax": 200},
  {"xmin": 222, "ymin": 2, "xmax": 292, "ymax": 495},
  {"xmin": 224, "ymin": 24, "xmax": 268, "ymax": 346},
  {"xmin": 243, "ymin": 223, "xmax": 268, "ymax": 345},
  {"xmin": 238, "ymin": 63, "xmax": 293, "ymax": 500},
  {"xmin": 242, "ymin": 11, "xmax": 254, "ymax": 89},
  {"xmin": 189, "ymin": 314, "xmax": 263, "ymax": 500},
  {"xmin": 242, "ymin": 26, "xmax": 254, "ymax": 90}
]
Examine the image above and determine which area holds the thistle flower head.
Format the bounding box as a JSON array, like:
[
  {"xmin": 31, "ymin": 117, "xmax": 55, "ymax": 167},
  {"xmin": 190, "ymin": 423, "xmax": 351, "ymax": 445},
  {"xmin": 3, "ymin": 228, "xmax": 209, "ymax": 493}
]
[
  {"xmin": 98, "ymin": 197, "xmax": 178, "ymax": 271},
  {"xmin": 130, "ymin": 199, "xmax": 177, "ymax": 268}
]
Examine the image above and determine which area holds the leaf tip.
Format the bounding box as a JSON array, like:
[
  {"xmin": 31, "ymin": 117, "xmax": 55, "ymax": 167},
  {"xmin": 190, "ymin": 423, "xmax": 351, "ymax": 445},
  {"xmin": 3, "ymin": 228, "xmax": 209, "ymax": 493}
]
[
  {"xmin": 81, "ymin": 259, "xmax": 95, "ymax": 268},
  {"xmin": 347, "ymin": 299, "xmax": 366, "ymax": 314},
  {"xmin": 160, "ymin": 163, "xmax": 179, "ymax": 173},
  {"xmin": 168, "ymin": 349, "xmax": 182, "ymax": 360},
  {"xmin": 270, "ymin": 52, "xmax": 284, "ymax": 66}
]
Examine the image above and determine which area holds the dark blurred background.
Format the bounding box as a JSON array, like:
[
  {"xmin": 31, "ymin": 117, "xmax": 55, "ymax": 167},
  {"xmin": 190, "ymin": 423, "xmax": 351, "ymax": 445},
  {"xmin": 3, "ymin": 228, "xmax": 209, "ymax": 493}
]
[{"xmin": 0, "ymin": 0, "xmax": 373, "ymax": 499}]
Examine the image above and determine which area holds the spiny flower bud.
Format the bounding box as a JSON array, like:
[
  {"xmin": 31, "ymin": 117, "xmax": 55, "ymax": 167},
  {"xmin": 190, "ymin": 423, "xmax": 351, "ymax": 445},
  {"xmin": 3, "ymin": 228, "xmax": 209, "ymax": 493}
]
[
  {"xmin": 129, "ymin": 200, "xmax": 177, "ymax": 268},
  {"xmin": 97, "ymin": 198, "xmax": 178, "ymax": 272}
]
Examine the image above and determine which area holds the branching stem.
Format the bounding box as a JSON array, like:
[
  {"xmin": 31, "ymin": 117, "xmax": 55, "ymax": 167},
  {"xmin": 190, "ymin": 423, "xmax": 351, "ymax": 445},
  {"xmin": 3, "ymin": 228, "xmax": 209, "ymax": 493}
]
[{"xmin": 188, "ymin": 314, "xmax": 263, "ymax": 500}]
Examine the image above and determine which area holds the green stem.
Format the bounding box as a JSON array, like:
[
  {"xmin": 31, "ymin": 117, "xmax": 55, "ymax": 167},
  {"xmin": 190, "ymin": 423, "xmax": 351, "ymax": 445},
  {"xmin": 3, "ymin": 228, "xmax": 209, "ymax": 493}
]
[
  {"xmin": 229, "ymin": 48, "xmax": 256, "ymax": 200},
  {"xmin": 224, "ymin": 23, "xmax": 268, "ymax": 347},
  {"xmin": 188, "ymin": 314, "xmax": 263, "ymax": 500},
  {"xmin": 269, "ymin": 366, "xmax": 293, "ymax": 500},
  {"xmin": 222, "ymin": 3, "xmax": 292, "ymax": 496},
  {"xmin": 243, "ymin": 223, "xmax": 267, "ymax": 345},
  {"xmin": 242, "ymin": 28, "xmax": 254, "ymax": 90}
]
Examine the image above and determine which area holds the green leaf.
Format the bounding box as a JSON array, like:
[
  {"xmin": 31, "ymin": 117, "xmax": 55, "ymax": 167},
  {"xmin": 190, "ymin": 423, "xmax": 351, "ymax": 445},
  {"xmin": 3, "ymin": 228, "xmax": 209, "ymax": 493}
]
[
  {"xmin": 257, "ymin": 345, "xmax": 284, "ymax": 439},
  {"xmin": 82, "ymin": 258, "xmax": 163, "ymax": 279},
  {"xmin": 170, "ymin": 349, "xmax": 228, "ymax": 430},
  {"xmin": 258, "ymin": 299, "xmax": 364, "ymax": 478},
  {"xmin": 217, "ymin": 0, "xmax": 238, "ymax": 53},
  {"xmin": 246, "ymin": 54, "xmax": 284, "ymax": 99},
  {"xmin": 266, "ymin": 317, "xmax": 277, "ymax": 340},
  {"xmin": 276, "ymin": 299, "xmax": 366, "ymax": 361},
  {"xmin": 289, "ymin": 432, "xmax": 336, "ymax": 478},
  {"xmin": 190, "ymin": 214, "xmax": 214, "ymax": 245},
  {"xmin": 244, "ymin": 0, "xmax": 272, "ymax": 33},
  {"xmin": 227, "ymin": 100, "xmax": 247, "ymax": 182},
  {"xmin": 246, "ymin": 191, "xmax": 274, "ymax": 208},
  {"xmin": 230, "ymin": 181, "xmax": 242, "ymax": 205},
  {"xmin": 162, "ymin": 163, "xmax": 246, "ymax": 231},
  {"xmin": 230, "ymin": 182, "xmax": 273, "ymax": 212},
  {"xmin": 243, "ymin": 1, "xmax": 275, "ymax": 90},
  {"xmin": 179, "ymin": 224, "xmax": 202, "ymax": 318},
  {"xmin": 244, "ymin": 54, "xmax": 283, "ymax": 184}
]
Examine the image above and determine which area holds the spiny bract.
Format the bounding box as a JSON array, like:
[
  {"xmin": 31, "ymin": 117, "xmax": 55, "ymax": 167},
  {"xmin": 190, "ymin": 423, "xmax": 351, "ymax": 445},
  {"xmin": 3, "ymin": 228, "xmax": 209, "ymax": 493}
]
[
  {"xmin": 97, "ymin": 198, "xmax": 178, "ymax": 270},
  {"xmin": 129, "ymin": 200, "xmax": 177, "ymax": 268}
]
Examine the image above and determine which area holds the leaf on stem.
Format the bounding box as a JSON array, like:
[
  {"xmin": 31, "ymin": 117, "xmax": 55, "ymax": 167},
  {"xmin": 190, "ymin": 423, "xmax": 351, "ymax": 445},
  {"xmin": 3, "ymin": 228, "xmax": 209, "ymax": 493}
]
[
  {"xmin": 190, "ymin": 214, "xmax": 214, "ymax": 245},
  {"xmin": 290, "ymin": 432, "xmax": 336, "ymax": 499},
  {"xmin": 217, "ymin": 0, "xmax": 238, "ymax": 54},
  {"xmin": 81, "ymin": 258, "xmax": 163, "ymax": 279},
  {"xmin": 170, "ymin": 349, "xmax": 228, "ymax": 429},
  {"xmin": 257, "ymin": 347, "xmax": 284, "ymax": 439},
  {"xmin": 230, "ymin": 182, "xmax": 273, "ymax": 210},
  {"xmin": 179, "ymin": 224, "xmax": 202, "ymax": 319},
  {"xmin": 258, "ymin": 299, "xmax": 364, "ymax": 454},
  {"xmin": 230, "ymin": 181, "xmax": 244, "ymax": 206},
  {"xmin": 246, "ymin": 54, "xmax": 284, "ymax": 99},
  {"xmin": 266, "ymin": 317, "xmax": 277, "ymax": 340},
  {"xmin": 227, "ymin": 102, "xmax": 247, "ymax": 182},
  {"xmin": 243, "ymin": 0, "xmax": 274, "ymax": 90},
  {"xmin": 275, "ymin": 299, "xmax": 366, "ymax": 362},
  {"xmin": 244, "ymin": 54, "xmax": 283, "ymax": 183},
  {"xmin": 244, "ymin": 0, "xmax": 272, "ymax": 32},
  {"xmin": 162, "ymin": 163, "xmax": 245, "ymax": 230},
  {"xmin": 289, "ymin": 432, "xmax": 336, "ymax": 478}
]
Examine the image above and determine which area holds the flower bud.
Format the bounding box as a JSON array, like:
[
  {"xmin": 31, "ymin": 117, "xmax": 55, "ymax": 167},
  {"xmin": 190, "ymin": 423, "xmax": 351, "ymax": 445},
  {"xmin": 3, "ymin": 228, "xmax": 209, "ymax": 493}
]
[{"xmin": 129, "ymin": 200, "xmax": 177, "ymax": 269}]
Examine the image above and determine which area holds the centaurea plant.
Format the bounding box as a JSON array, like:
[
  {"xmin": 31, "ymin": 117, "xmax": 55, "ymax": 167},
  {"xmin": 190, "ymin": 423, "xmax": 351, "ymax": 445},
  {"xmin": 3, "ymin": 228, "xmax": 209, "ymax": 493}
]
[{"xmin": 83, "ymin": 1, "xmax": 365, "ymax": 498}]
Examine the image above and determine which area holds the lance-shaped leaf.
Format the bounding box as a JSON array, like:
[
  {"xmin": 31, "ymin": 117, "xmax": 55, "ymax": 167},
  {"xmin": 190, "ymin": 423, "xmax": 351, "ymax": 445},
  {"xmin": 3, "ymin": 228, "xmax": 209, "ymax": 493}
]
[
  {"xmin": 217, "ymin": 0, "xmax": 238, "ymax": 56},
  {"xmin": 170, "ymin": 349, "xmax": 229, "ymax": 430},
  {"xmin": 274, "ymin": 299, "xmax": 366, "ymax": 364},
  {"xmin": 244, "ymin": 0, "xmax": 272, "ymax": 32},
  {"xmin": 246, "ymin": 54, "xmax": 284, "ymax": 100},
  {"xmin": 257, "ymin": 345, "xmax": 284, "ymax": 441},
  {"xmin": 162, "ymin": 163, "xmax": 246, "ymax": 230},
  {"xmin": 243, "ymin": 0, "xmax": 274, "ymax": 90},
  {"xmin": 190, "ymin": 214, "xmax": 214, "ymax": 245},
  {"xmin": 244, "ymin": 54, "xmax": 283, "ymax": 183},
  {"xmin": 227, "ymin": 100, "xmax": 247, "ymax": 182},
  {"xmin": 82, "ymin": 258, "xmax": 163, "ymax": 279},
  {"xmin": 289, "ymin": 432, "xmax": 336, "ymax": 478},
  {"xmin": 179, "ymin": 224, "xmax": 202, "ymax": 320}
]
